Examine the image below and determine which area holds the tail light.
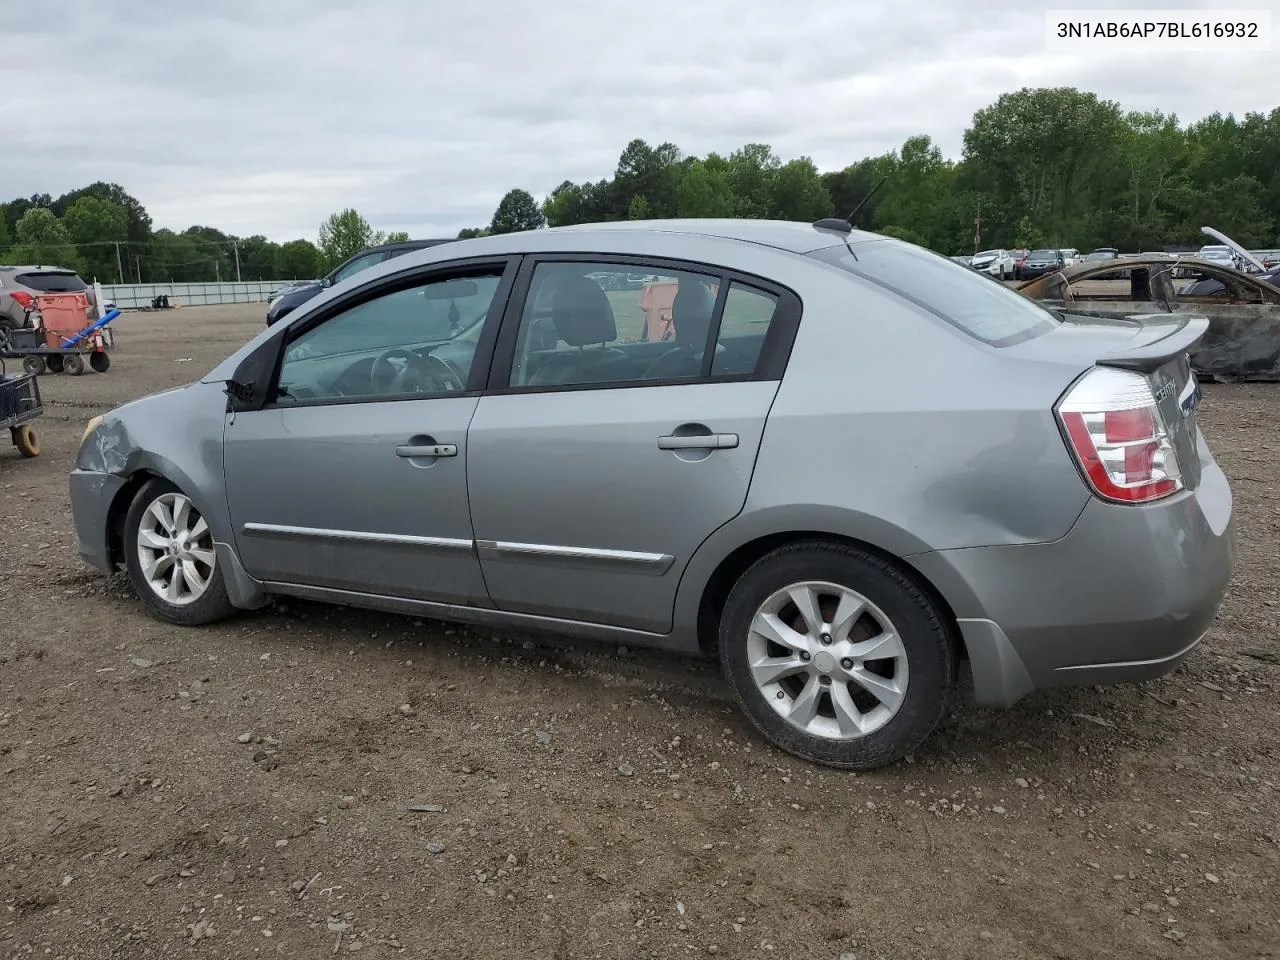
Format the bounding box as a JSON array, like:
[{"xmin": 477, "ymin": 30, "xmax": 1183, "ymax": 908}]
[
  {"xmin": 8, "ymin": 291, "xmax": 33, "ymax": 309},
  {"xmin": 1057, "ymin": 366, "xmax": 1183, "ymax": 504}
]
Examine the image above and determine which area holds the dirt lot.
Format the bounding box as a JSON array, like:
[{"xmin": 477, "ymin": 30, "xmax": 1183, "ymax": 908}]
[{"xmin": 2, "ymin": 305, "xmax": 1278, "ymax": 960}]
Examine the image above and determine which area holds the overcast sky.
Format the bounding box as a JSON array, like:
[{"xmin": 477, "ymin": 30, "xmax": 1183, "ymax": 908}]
[{"xmin": 3, "ymin": 0, "xmax": 1276, "ymax": 242}]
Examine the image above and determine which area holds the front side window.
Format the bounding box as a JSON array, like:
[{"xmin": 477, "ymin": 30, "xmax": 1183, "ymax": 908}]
[
  {"xmin": 275, "ymin": 271, "xmax": 501, "ymax": 403},
  {"xmin": 811, "ymin": 240, "xmax": 1059, "ymax": 347}
]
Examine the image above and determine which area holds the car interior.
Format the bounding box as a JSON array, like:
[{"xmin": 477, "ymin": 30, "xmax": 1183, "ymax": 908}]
[{"xmin": 511, "ymin": 268, "xmax": 774, "ymax": 388}]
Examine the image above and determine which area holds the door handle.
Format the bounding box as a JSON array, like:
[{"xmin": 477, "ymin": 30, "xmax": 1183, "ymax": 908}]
[
  {"xmin": 657, "ymin": 433, "xmax": 738, "ymax": 450},
  {"xmin": 396, "ymin": 443, "xmax": 457, "ymax": 458}
]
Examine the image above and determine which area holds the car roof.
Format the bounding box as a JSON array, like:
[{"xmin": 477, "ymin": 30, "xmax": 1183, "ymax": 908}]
[
  {"xmin": 364, "ymin": 239, "xmax": 455, "ymax": 254},
  {"xmin": 540, "ymin": 218, "xmax": 869, "ymax": 254}
]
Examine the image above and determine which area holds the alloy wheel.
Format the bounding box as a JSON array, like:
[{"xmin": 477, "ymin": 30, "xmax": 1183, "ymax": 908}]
[
  {"xmin": 746, "ymin": 580, "xmax": 909, "ymax": 740},
  {"xmin": 135, "ymin": 493, "xmax": 216, "ymax": 606}
]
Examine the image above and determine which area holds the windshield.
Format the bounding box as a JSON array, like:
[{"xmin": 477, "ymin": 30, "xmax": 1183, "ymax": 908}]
[
  {"xmin": 1029, "ymin": 249, "xmax": 1057, "ymax": 258},
  {"xmin": 810, "ymin": 240, "xmax": 1059, "ymax": 347},
  {"xmin": 973, "ymin": 250, "xmax": 999, "ymax": 259}
]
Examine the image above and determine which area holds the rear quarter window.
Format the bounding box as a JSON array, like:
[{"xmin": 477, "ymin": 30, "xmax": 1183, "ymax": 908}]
[
  {"xmin": 810, "ymin": 240, "xmax": 1059, "ymax": 347},
  {"xmin": 15, "ymin": 271, "xmax": 87, "ymax": 293}
]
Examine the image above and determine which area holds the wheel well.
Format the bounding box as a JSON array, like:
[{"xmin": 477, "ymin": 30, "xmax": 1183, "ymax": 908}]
[
  {"xmin": 694, "ymin": 531, "xmax": 966, "ymax": 661},
  {"xmin": 105, "ymin": 470, "xmax": 159, "ymax": 569}
]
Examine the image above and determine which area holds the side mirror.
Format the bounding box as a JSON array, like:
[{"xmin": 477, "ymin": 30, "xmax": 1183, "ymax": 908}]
[{"xmin": 225, "ymin": 334, "xmax": 284, "ymax": 413}]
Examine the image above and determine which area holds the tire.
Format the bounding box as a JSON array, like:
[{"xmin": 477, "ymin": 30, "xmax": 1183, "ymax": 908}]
[
  {"xmin": 64, "ymin": 354, "xmax": 85, "ymax": 376},
  {"xmin": 123, "ymin": 478, "xmax": 237, "ymax": 626},
  {"xmin": 719, "ymin": 540, "xmax": 957, "ymax": 770},
  {"xmin": 12, "ymin": 425, "xmax": 40, "ymax": 458},
  {"xmin": 46, "ymin": 355, "xmax": 64, "ymax": 373},
  {"xmin": 22, "ymin": 356, "xmax": 45, "ymax": 376},
  {"xmin": 89, "ymin": 351, "xmax": 110, "ymax": 373}
]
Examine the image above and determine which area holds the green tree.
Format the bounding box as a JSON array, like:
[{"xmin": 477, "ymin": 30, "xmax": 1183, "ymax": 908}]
[
  {"xmin": 318, "ymin": 209, "xmax": 384, "ymax": 270},
  {"xmin": 385, "ymin": 230, "xmax": 410, "ymax": 243},
  {"xmin": 489, "ymin": 189, "xmax": 545, "ymax": 234},
  {"xmin": 726, "ymin": 144, "xmax": 782, "ymax": 218},
  {"xmin": 0, "ymin": 204, "xmax": 11, "ymax": 251},
  {"xmin": 3, "ymin": 194, "xmax": 52, "ymax": 239},
  {"xmin": 769, "ymin": 157, "xmax": 834, "ymax": 221},
  {"xmin": 963, "ymin": 86, "xmax": 1127, "ymax": 244},
  {"xmin": 235, "ymin": 235, "xmax": 281, "ymax": 281},
  {"xmin": 542, "ymin": 180, "xmax": 613, "ymax": 226},
  {"xmin": 52, "ymin": 182, "xmax": 151, "ymax": 244},
  {"xmin": 627, "ymin": 194, "xmax": 650, "ymax": 220},
  {"xmin": 677, "ymin": 159, "xmax": 736, "ymax": 217},
  {"xmin": 275, "ymin": 239, "xmax": 321, "ymax": 279},
  {"xmin": 612, "ymin": 139, "xmax": 682, "ymax": 218},
  {"xmin": 456, "ymin": 227, "xmax": 490, "ymax": 239},
  {"xmin": 62, "ymin": 196, "xmax": 129, "ymax": 281},
  {"xmin": 7, "ymin": 208, "xmax": 81, "ymax": 270}
]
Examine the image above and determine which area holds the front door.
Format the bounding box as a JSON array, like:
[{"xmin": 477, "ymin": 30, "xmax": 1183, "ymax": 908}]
[
  {"xmin": 466, "ymin": 257, "xmax": 795, "ymax": 633},
  {"xmin": 223, "ymin": 262, "xmax": 513, "ymax": 604}
]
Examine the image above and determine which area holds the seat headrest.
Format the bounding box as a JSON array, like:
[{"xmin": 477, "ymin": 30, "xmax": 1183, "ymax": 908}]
[
  {"xmin": 672, "ymin": 281, "xmax": 715, "ymax": 348},
  {"xmin": 551, "ymin": 276, "xmax": 617, "ymax": 346}
]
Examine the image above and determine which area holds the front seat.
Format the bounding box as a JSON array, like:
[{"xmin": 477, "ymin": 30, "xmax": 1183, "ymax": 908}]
[
  {"xmin": 641, "ymin": 280, "xmax": 718, "ymax": 380},
  {"xmin": 526, "ymin": 276, "xmax": 631, "ymax": 386}
]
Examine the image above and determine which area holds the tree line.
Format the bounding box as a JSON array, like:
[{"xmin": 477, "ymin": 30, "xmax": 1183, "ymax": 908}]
[
  {"xmin": 0, "ymin": 189, "xmax": 408, "ymax": 285},
  {"xmin": 475, "ymin": 87, "xmax": 1279, "ymax": 254},
  {"xmin": 4, "ymin": 87, "xmax": 1277, "ymax": 285}
]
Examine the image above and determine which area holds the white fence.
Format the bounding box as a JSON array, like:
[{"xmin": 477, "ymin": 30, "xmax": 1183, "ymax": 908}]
[{"xmin": 101, "ymin": 280, "xmax": 304, "ymax": 309}]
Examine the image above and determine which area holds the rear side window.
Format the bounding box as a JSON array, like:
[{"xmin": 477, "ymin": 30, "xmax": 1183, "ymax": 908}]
[
  {"xmin": 810, "ymin": 241, "xmax": 1059, "ymax": 347},
  {"xmin": 15, "ymin": 271, "xmax": 87, "ymax": 293}
]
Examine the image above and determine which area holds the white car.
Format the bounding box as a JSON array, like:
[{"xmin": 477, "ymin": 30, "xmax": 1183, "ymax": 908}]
[
  {"xmin": 1197, "ymin": 245, "xmax": 1237, "ymax": 269},
  {"xmin": 1058, "ymin": 248, "xmax": 1081, "ymax": 267},
  {"xmin": 970, "ymin": 249, "xmax": 1015, "ymax": 279}
]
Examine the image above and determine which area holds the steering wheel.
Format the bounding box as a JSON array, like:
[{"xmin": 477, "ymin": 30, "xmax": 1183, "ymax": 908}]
[{"xmin": 371, "ymin": 348, "xmax": 465, "ymax": 394}]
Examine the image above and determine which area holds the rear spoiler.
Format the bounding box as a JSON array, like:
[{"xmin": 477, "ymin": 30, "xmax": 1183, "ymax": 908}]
[{"xmin": 1093, "ymin": 313, "xmax": 1210, "ymax": 374}]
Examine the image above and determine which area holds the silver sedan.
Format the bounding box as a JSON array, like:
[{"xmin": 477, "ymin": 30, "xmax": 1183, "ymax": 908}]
[{"xmin": 70, "ymin": 218, "xmax": 1234, "ymax": 769}]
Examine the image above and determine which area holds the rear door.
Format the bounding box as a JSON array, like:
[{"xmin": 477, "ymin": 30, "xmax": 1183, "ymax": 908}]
[{"xmin": 465, "ymin": 256, "xmax": 801, "ymax": 633}]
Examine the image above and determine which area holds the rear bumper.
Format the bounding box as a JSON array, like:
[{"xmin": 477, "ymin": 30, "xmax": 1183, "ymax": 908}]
[
  {"xmin": 910, "ymin": 449, "xmax": 1234, "ymax": 706},
  {"xmin": 69, "ymin": 468, "xmax": 128, "ymax": 574}
]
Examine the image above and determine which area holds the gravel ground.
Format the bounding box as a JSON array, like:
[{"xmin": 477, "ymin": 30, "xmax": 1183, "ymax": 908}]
[{"xmin": 1, "ymin": 305, "xmax": 1277, "ymax": 960}]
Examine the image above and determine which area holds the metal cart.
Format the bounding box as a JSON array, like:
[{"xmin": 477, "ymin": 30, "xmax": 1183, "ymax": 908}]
[
  {"xmin": 0, "ymin": 293, "xmax": 119, "ymax": 376},
  {"xmin": 0, "ymin": 359, "xmax": 43, "ymax": 458}
]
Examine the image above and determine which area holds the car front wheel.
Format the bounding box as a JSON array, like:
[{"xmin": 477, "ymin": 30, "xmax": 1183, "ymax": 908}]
[
  {"xmin": 719, "ymin": 540, "xmax": 957, "ymax": 770},
  {"xmin": 124, "ymin": 478, "xmax": 237, "ymax": 626}
]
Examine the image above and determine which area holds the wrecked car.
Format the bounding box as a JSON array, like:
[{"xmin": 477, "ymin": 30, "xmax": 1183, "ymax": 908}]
[{"xmin": 1017, "ymin": 256, "xmax": 1280, "ymax": 382}]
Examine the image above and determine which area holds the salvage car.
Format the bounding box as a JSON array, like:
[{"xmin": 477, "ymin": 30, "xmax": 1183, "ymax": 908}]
[
  {"xmin": 1018, "ymin": 248, "xmax": 1066, "ymax": 280},
  {"xmin": 969, "ymin": 248, "xmax": 1015, "ymax": 279},
  {"xmin": 70, "ymin": 219, "xmax": 1234, "ymax": 770},
  {"xmin": 1017, "ymin": 255, "xmax": 1280, "ymax": 382}
]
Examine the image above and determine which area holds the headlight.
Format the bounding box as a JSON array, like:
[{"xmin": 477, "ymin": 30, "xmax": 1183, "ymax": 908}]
[{"xmin": 81, "ymin": 415, "xmax": 103, "ymax": 443}]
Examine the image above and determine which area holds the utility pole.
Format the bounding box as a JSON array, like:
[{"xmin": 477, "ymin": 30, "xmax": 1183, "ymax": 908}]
[
  {"xmin": 135, "ymin": 255, "xmax": 142, "ymax": 283},
  {"xmin": 232, "ymin": 239, "xmax": 241, "ymax": 281},
  {"xmin": 113, "ymin": 241, "xmax": 125, "ymax": 283}
]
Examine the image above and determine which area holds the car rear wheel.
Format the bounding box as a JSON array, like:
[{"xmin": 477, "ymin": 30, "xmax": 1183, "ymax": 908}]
[
  {"xmin": 719, "ymin": 540, "xmax": 957, "ymax": 770},
  {"xmin": 124, "ymin": 478, "xmax": 237, "ymax": 626}
]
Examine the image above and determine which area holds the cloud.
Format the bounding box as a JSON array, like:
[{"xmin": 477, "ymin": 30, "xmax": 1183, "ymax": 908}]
[{"xmin": 1, "ymin": 0, "xmax": 1275, "ymax": 240}]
